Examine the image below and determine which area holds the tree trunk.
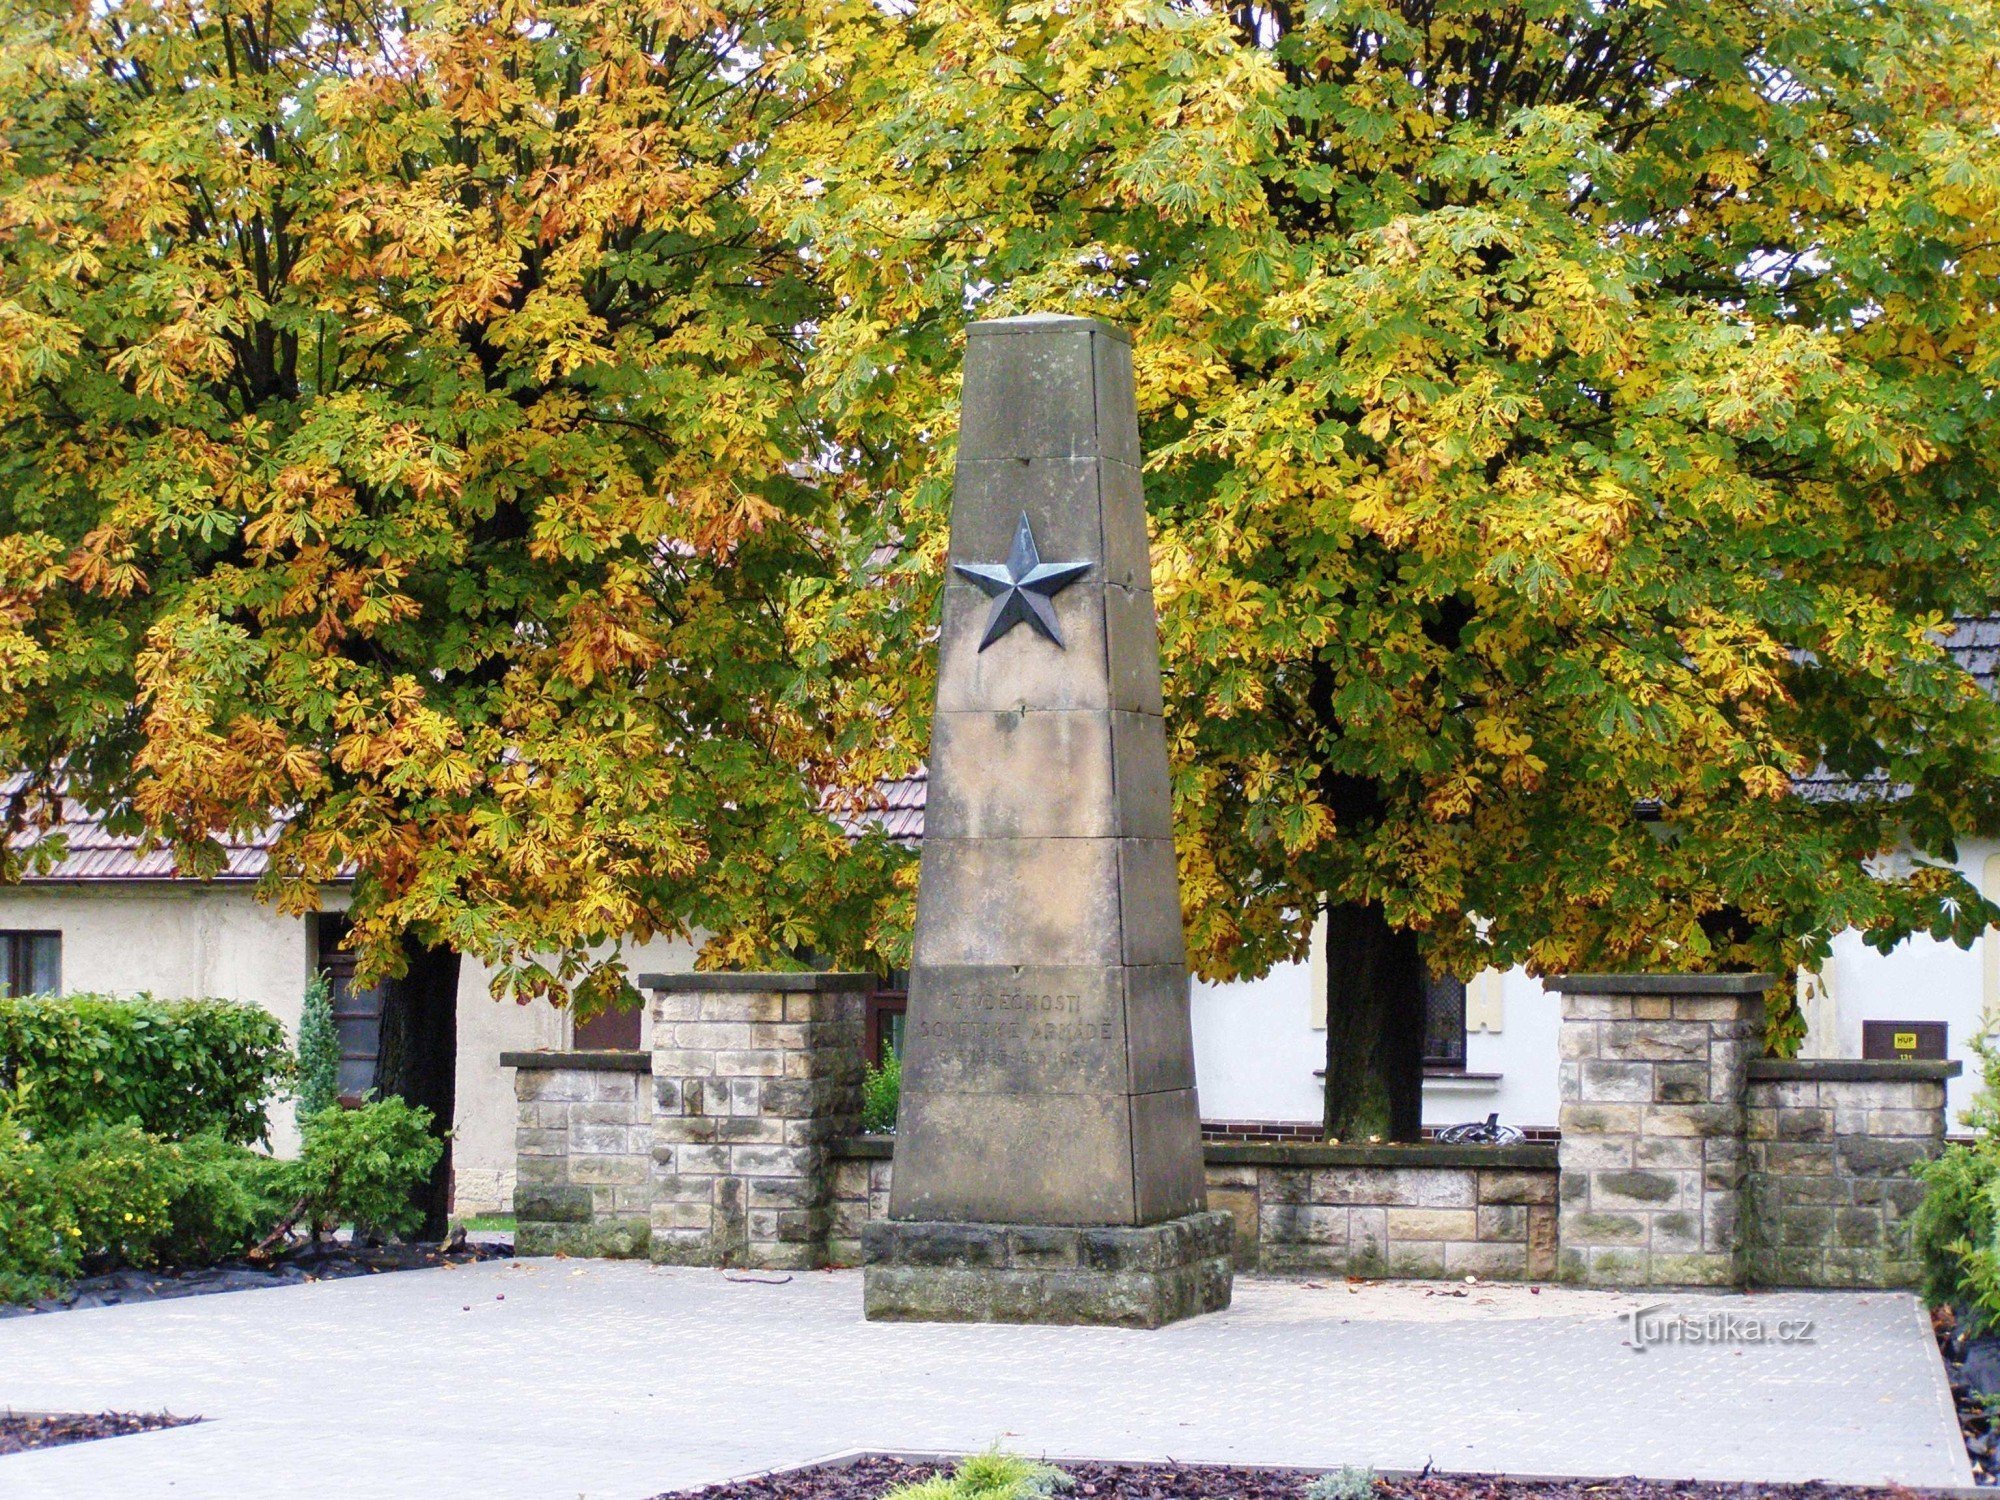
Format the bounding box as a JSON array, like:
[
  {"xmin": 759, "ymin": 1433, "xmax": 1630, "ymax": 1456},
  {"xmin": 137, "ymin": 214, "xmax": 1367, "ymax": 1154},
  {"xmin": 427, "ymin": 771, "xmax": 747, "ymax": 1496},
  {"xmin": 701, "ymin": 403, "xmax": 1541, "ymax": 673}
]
[
  {"xmin": 1320, "ymin": 900, "xmax": 1426, "ymax": 1142},
  {"xmin": 372, "ymin": 937, "xmax": 460, "ymax": 1240}
]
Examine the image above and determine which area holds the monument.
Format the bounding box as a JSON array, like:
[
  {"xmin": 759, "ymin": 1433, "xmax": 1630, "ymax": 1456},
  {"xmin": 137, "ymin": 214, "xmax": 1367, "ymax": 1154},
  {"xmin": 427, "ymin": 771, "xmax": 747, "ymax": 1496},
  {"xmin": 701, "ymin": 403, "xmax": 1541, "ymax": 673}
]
[{"xmin": 861, "ymin": 314, "xmax": 1235, "ymax": 1327}]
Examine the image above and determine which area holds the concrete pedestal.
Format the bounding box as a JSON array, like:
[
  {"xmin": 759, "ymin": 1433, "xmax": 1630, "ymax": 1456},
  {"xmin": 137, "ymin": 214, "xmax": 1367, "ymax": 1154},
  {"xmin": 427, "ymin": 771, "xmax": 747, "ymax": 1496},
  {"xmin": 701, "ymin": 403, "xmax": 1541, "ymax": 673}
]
[{"xmin": 863, "ymin": 1210, "xmax": 1234, "ymax": 1328}]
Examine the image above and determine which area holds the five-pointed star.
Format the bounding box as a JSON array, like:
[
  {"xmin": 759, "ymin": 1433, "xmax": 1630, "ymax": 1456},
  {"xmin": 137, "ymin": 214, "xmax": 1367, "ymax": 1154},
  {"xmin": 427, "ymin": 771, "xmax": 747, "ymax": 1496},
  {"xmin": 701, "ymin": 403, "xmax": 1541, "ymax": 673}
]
[{"xmin": 953, "ymin": 512, "xmax": 1093, "ymax": 651}]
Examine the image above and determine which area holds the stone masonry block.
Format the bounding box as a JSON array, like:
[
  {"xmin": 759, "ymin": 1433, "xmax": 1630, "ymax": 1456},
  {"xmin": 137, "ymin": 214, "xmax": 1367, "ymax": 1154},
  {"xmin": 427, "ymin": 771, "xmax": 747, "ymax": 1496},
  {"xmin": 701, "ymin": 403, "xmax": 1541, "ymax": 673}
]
[
  {"xmin": 1385, "ymin": 1208, "xmax": 1476, "ymax": 1242},
  {"xmin": 1478, "ymin": 1170, "xmax": 1559, "ymax": 1205}
]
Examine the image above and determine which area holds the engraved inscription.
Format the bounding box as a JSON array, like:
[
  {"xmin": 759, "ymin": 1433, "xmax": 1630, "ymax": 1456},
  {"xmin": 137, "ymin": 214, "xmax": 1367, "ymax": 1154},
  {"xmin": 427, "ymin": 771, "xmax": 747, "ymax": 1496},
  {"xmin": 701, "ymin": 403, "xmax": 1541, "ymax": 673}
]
[{"xmin": 916, "ymin": 988, "xmax": 1116, "ymax": 1071}]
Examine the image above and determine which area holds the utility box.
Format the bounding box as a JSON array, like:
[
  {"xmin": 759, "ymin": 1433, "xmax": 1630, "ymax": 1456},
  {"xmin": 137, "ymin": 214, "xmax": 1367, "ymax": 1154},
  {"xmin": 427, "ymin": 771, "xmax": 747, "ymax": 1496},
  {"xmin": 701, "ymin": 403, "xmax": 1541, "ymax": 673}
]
[{"xmin": 1861, "ymin": 1019, "xmax": 1948, "ymax": 1061}]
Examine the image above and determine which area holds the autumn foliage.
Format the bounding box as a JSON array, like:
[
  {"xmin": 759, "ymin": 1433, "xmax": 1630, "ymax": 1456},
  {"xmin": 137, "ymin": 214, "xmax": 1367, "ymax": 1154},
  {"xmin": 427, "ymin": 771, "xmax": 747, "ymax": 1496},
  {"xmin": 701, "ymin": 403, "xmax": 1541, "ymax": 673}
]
[
  {"xmin": 0, "ymin": 0, "xmax": 913, "ymax": 1007},
  {"xmin": 3, "ymin": 0, "xmax": 2000, "ymax": 1074}
]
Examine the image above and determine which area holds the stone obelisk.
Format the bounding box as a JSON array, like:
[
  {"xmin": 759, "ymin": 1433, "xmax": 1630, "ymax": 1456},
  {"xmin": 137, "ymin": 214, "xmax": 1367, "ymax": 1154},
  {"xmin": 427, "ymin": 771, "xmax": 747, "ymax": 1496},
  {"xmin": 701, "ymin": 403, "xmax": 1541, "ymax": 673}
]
[{"xmin": 861, "ymin": 314, "xmax": 1233, "ymax": 1327}]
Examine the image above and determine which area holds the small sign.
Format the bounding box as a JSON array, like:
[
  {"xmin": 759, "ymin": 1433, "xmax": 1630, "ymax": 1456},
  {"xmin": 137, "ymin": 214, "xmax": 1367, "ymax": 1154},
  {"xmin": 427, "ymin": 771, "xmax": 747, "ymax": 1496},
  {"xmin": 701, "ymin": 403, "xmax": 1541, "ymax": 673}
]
[{"xmin": 1862, "ymin": 1020, "xmax": 1947, "ymax": 1061}]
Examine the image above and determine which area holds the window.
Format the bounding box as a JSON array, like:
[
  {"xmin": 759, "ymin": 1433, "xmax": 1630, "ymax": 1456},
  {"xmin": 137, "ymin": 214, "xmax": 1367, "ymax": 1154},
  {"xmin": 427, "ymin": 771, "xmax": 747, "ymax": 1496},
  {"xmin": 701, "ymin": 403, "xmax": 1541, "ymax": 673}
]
[
  {"xmin": 0, "ymin": 931, "xmax": 59, "ymax": 996},
  {"xmin": 314, "ymin": 915, "xmax": 385, "ymax": 1100},
  {"xmin": 1421, "ymin": 969, "xmax": 1467, "ymax": 1071},
  {"xmin": 865, "ymin": 973, "xmax": 908, "ymax": 1066}
]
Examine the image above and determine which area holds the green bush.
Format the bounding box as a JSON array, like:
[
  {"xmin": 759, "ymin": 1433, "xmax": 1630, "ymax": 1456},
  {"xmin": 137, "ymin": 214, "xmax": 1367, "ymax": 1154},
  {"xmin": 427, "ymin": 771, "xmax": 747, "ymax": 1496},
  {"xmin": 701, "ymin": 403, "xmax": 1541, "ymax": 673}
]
[
  {"xmin": 1915, "ymin": 1030, "xmax": 2000, "ymax": 1326},
  {"xmin": 294, "ymin": 971, "xmax": 340, "ymax": 1132},
  {"xmin": 861, "ymin": 1048, "xmax": 900, "ymax": 1134},
  {"xmin": 1306, "ymin": 1469, "xmax": 1378, "ymax": 1500},
  {"xmin": 883, "ymin": 1454, "xmax": 1071, "ymax": 1500},
  {"xmin": 0, "ymin": 1116, "xmax": 287, "ymax": 1301},
  {"xmin": 289, "ymin": 1096, "xmax": 443, "ymax": 1241},
  {"xmin": 0, "ymin": 994, "xmax": 291, "ymax": 1145}
]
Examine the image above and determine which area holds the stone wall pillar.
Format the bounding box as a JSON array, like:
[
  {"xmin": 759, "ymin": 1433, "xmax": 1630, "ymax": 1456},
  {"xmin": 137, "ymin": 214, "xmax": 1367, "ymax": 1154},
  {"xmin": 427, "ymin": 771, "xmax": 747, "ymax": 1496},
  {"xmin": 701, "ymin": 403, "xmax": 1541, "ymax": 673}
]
[
  {"xmin": 1745, "ymin": 1058, "xmax": 1958, "ymax": 1288},
  {"xmin": 502, "ymin": 1050, "xmax": 654, "ymax": 1257},
  {"xmin": 1553, "ymin": 973, "xmax": 1773, "ymax": 1287},
  {"xmin": 644, "ymin": 972, "xmax": 870, "ymax": 1270}
]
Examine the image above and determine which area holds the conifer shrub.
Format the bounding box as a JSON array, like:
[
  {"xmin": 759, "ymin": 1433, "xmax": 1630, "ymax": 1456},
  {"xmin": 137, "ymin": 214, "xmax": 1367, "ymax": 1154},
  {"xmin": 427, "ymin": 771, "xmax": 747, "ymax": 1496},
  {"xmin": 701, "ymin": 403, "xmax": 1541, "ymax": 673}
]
[
  {"xmin": 294, "ymin": 971, "xmax": 341, "ymax": 1132},
  {"xmin": 881, "ymin": 1453, "xmax": 1071, "ymax": 1500},
  {"xmin": 287, "ymin": 1095, "xmax": 444, "ymax": 1242}
]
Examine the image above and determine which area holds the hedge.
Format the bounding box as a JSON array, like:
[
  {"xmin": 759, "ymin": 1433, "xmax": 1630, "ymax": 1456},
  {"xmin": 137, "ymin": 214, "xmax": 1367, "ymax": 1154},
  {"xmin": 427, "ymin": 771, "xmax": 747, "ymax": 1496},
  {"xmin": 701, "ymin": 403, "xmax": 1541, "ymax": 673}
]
[{"xmin": 0, "ymin": 995, "xmax": 292, "ymax": 1145}]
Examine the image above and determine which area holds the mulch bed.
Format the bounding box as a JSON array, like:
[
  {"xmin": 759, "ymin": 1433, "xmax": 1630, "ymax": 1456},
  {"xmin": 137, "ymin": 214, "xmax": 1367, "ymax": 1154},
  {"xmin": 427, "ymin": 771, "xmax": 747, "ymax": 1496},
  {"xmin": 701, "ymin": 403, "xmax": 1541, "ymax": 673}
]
[
  {"xmin": 1936, "ymin": 1306, "xmax": 1999, "ymax": 1485},
  {"xmin": 655, "ymin": 1455, "xmax": 1968, "ymax": 1500},
  {"xmin": 0, "ymin": 1409, "xmax": 199, "ymax": 1456},
  {"xmin": 0, "ymin": 1234, "xmax": 513, "ymax": 1318}
]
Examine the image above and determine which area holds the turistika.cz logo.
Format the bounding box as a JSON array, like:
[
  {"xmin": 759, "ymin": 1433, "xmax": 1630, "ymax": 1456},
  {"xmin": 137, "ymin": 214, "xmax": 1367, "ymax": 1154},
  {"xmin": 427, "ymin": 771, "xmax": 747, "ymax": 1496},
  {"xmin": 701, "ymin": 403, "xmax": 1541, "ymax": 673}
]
[{"xmin": 1619, "ymin": 1304, "xmax": 1817, "ymax": 1353}]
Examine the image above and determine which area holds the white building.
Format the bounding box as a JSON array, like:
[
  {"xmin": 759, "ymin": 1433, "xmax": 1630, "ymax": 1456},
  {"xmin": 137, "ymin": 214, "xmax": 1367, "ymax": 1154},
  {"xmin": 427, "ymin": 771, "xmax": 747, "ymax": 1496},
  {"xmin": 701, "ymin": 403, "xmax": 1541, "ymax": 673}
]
[
  {"xmin": 1191, "ymin": 836, "xmax": 2000, "ymax": 1136},
  {"xmin": 2, "ymin": 792, "xmax": 1994, "ymax": 1215}
]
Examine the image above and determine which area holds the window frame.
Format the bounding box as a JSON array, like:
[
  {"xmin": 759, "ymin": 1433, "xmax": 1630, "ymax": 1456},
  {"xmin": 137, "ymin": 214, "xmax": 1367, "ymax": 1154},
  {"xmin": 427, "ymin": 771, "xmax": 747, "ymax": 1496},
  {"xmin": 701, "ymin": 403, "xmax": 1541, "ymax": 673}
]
[{"xmin": 0, "ymin": 929, "xmax": 61, "ymax": 998}]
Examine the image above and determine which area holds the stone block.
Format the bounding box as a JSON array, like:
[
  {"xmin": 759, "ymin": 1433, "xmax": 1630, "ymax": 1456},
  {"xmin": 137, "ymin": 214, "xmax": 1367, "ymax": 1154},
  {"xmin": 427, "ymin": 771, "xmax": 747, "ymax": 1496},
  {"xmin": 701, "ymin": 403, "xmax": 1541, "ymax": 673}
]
[
  {"xmin": 1837, "ymin": 1137, "xmax": 1935, "ymax": 1176},
  {"xmin": 1566, "ymin": 1211, "xmax": 1646, "ymax": 1245},
  {"xmin": 1561, "ymin": 1104, "xmax": 1643, "ymax": 1134},
  {"xmin": 956, "ymin": 319, "xmax": 1139, "ymax": 466},
  {"xmin": 1527, "ymin": 1208, "xmax": 1559, "ymax": 1279},
  {"xmin": 1580, "ymin": 1059, "xmax": 1654, "ymax": 1103},
  {"xmin": 1261, "ymin": 1202, "xmax": 1346, "ymax": 1245},
  {"xmin": 863, "ymin": 1209, "xmax": 1231, "ymax": 1328},
  {"xmin": 891, "ymin": 1089, "xmax": 1138, "ymax": 1224},
  {"xmin": 912, "ymin": 837, "xmax": 1123, "ymax": 968},
  {"xmin": 1478, "ymin": 1169, "xmax": 1559, "ymax": 1205},
  {"xmin": 516, "ymin": 1185, "xmax": 593, "ymax": 1225},
  {"xmin": 1648, "ymin": 1251, "xmax": 1739, "ymax": 1287},
  {"xmin": 900, "ymin": 964, "xmax": 1132, "ymax": 1097},
  {"xmin": 569, "ymin": 1155, "xmax": 648, "ymax": 1187},
  {"xmin": 1639, "ymin": 1104, "xmax": 1739, "ymax": 1138},
  {"xmin": 1634, "ymin": 1136, "xmax": 1704, "ymax": 1169},
  {"xmin": 1386, "ymin": 1242, "xmax": 1449, "ymax": 1278},
  {"xmin": 1130, "ymin": 1088, "xmax": 1208, "ymax": 1223},
  {"xmin": 1316, "ymin": 1167, "xmax": 1475, "ymax": 1208},
  {"xmin": 1446, "ymin": 1241, "xmax": 1529, "ymax": 1279},
  {"xmin": 1598, "ymin": 1022, "xmax": 1710, "ymax": 1063},
  {"xmin": 1477, "ymin": 1204, "xmax": 1527, "ymax": 1242},
  {"xmin": 1595, "ymin": 1169, "xmax": 1682, "ymax": 1207},
  {"xmin": 1386, "ymin": 1208, "xmax": 1477, "ymax": 1242}
]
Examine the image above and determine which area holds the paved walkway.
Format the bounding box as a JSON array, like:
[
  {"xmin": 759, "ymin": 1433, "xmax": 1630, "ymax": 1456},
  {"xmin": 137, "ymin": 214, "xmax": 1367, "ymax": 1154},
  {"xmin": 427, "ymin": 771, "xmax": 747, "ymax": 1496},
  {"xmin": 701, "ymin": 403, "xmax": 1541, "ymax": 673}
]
[{"xmin": 0, "ymin": 1263, "xmax": 1970, "ymax": 1500}]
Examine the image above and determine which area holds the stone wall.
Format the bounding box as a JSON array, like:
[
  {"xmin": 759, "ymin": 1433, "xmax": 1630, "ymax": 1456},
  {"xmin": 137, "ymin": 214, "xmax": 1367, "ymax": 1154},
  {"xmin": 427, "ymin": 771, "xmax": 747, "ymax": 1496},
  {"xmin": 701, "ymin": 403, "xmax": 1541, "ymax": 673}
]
[
  {"xmin": 1554, "ymin": 974, "xmax": 1766, "ymax": 1287},
  {"xmin": 509, "ymin": 970, "xmax": 1956, "ymax": 1290},
  {"xmin": 645, "ymin": 971, "xmax": 869, "ymax": 1270},
  {"xmin": 831, "ymin": 1139, "xmax": 1559, "ymax": 1279},
  {"xmin": 1745, "ymin": 1059, "xmax": 1956, "ymax": 1288},
  {"xmin": 503, "ymin": 1050, "xmax": 654, "ymax": 1257}
]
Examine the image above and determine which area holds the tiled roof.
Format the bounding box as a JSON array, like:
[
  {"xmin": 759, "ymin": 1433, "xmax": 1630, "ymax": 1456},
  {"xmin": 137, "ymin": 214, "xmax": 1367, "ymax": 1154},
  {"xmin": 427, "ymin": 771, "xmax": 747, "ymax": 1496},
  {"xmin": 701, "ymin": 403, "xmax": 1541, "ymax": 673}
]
[
  {"xmin": 4, "ymin": 794, "xmax": 279, "ymax": 882},
  {"xmin": 831, "ymin": 769, "xmax": 926, "ymax": 845},
  {"xmin": 1792, "ymin": 616, "xmax": 2000, "ymax": 804}
]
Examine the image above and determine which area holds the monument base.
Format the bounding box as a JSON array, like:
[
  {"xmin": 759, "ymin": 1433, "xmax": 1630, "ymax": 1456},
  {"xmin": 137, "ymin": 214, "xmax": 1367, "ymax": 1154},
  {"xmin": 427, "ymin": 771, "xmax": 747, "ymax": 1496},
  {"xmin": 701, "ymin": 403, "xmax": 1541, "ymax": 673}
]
[{"xmin": 861, "ymin": 1211, "xmax": 1234, "ymax": 1328}]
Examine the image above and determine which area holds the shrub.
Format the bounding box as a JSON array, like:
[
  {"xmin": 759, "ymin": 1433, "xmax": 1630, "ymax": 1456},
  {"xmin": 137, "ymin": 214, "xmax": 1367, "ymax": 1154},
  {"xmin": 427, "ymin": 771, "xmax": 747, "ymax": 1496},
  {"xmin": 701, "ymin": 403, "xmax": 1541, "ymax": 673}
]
[
  {"xmin": 883, "ymin": 1454, "xmax": 1071, "ymax": 1500},
  {"xmin": 294, "ymin": 971, "xmax": 341, "ymax": 1132},
  {"xmin": 861, "ymin": 1048, "xmax": 900, "ymax": 1134},
  {"xmin": 286, "ymin": 1096, "xmax": 443, "ymax": 1241},
  {"xmin": 1916, "ymin": 1030, "xmax": 2000, "ymax": 1327},
  {"xmin": 1306, "ymin": 1469, "xmax": 1378, "ymax": 1500},
  {"xmin": 0, "ymin": 994, "xmax": 291, "ymax": 1145},
  {"xmin": 0, "ymin": 1116, "xmax": 287, "ymax": 1301}
]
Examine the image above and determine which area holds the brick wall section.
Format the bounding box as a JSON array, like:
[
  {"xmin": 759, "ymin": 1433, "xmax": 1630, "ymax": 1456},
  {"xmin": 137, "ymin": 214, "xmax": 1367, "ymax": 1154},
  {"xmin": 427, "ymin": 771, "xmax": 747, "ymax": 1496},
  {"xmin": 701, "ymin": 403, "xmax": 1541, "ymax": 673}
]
[
  {"xmin": 1745, "ymin": 1059, "xmax": 1957, "ymax": 1288},
  {"xmin": 829, "ymin": 1137, "xmax": 894, "ymax": 1266},
  {"xmin": 502, "ymin": 1051, "xmax": 654, "ymax": 1257},
  {"xmin": 645, "ymin": 972, "xmax": 870, "ymax": 1270},
  {"xmin": 1553, "ymin": 974, "xmax": 1770, "ymax": 1287},
  {"xmin": 829, "ymin": 1140, "xmax": 1559, "ymax": 1279}
]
